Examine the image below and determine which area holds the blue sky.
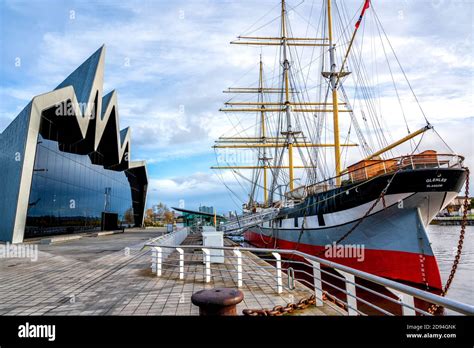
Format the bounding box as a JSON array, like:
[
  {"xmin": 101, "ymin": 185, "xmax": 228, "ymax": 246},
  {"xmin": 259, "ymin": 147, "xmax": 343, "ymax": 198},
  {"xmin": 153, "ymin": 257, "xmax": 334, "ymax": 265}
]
[{"xmin": 0, "ymin": 0, "xmax": 473, "ymax": 215}]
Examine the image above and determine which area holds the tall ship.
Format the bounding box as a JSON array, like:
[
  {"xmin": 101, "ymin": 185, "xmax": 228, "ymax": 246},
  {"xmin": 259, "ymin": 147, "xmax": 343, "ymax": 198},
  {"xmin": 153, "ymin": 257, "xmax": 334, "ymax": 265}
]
[{"xmin": 212, "ymin": 0, "xmax": 467, "ymax": 291}]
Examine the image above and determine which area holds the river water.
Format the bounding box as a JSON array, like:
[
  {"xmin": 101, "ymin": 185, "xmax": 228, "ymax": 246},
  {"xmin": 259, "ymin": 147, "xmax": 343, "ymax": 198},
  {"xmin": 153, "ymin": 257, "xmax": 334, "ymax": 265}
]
[{"xmin": 427, "ymin": 225, "xmax": 474, "ymax": 306}]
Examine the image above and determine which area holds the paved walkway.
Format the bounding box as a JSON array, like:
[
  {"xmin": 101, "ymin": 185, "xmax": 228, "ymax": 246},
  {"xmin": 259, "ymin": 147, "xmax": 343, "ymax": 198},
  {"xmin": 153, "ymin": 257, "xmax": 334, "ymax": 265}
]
[{"xmin": 0, "ymin": 229, "xmax": 342, "ymax": 316}]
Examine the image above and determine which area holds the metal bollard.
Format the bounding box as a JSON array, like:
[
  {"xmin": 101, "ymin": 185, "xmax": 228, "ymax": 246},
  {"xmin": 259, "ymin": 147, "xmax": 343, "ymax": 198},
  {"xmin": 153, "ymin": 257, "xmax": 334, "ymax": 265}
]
[{"xmin": 191, "ymin": 288, "xmax": 244, "ymax": 316}]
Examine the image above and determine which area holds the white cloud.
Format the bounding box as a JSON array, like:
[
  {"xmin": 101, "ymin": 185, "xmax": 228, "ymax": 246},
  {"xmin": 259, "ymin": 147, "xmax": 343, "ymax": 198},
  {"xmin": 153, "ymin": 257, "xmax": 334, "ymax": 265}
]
[
  {"xmin": 1, "ymin": 0, "xmax": 472, "ymax": 212},
  {"xmin": 147, "ymin": 170, "xmax": 251, "ymax": 212}
]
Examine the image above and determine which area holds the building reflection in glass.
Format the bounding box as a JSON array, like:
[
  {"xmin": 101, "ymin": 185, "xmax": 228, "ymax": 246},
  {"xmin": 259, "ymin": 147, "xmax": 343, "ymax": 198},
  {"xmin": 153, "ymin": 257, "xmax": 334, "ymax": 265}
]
[{"xmin": 25, "ymin": 134, "xmax": 136, "ymax": 238}]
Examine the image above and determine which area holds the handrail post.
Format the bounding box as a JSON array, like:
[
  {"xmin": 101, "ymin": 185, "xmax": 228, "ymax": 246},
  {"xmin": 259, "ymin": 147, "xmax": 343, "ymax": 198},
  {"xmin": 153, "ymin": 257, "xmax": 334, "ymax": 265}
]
[
  {"xmin": 272, "ymin": 252, "xmax": 283, "ymax": 294},
  {"xmin": 202, "ymin": 248, "xmax": 211, "ymax": 283},
  {"xmin": 142, "ymin": 243, "xmax": 474, "ymax": 315},
  {"xmin": 287, "ymin": 267, "xmax": 295, "ymax": 290},
  {"xmin": 151, "ymin": 247, "xmax": 156, "ymax": 273},
  {"xmin": 388, "ymin": 288, "xmax": 416, "ymax": 316},
  {"xmin": 400, "ymin": 293, "xmax": 416, "ymax": 316},
  {"xmin": 307, "ymin": 259, "xmax": 324, "ymax": 306},
  {"xmin": 176, "ymin": 247, "xmax": 184, "ymax": 280},
  {"xmin": 234, "ymin": 248, "xmax": 243, "ymax": 287},
  {"xmin": 154, "ymin": 247, "xmax": 163, "ymax": 276},
  {"xmin": 339, "ymin": 271, "xmax": 358, "ymax": 316}
]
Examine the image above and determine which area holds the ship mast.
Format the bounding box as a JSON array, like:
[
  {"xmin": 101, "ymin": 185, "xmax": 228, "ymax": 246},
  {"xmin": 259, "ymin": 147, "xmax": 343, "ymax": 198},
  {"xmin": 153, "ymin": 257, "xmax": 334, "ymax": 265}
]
[
  {"xmin": 328, "ymin": 0, "xmax": 432, "ymax": 173},
  {"xmin": 213, "ymin": 0, "xmax": 358, "ymax": 206},
  {"xmin": 280, "ymin": 0, "xmax": 296, "ymax": 191},
  {"xmin": 214, "ymin": 0, "xmax": 435, "ymax": 207},
  {"xmin": 327, "ymin": 0, "xmax": 342, "ymax": 186},
  {"xmin": 258, "ymin": 55, "xmax": 269, "ymax": 205}
]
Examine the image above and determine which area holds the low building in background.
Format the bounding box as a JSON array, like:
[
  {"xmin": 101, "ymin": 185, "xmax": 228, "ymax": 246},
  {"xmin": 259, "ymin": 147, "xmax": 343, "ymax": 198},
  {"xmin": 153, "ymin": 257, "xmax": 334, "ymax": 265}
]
[
  {"xmin": 172, "ymin": 207, "xmax": 226, "ymax": 228},
  {"xmin": 0, "ymin": 46, "xmax": 148, "ymax": 243},
  {"xmin": 437, "ymin": 196, "xmax": 472, "ymax": 217}
]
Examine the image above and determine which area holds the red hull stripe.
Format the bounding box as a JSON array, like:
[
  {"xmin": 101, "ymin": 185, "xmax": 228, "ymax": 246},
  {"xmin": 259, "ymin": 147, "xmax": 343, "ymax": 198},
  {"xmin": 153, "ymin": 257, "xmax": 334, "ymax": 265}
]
[{"xmin": 245, "ymin": 231, "xmax": 442, "ymax": 290}]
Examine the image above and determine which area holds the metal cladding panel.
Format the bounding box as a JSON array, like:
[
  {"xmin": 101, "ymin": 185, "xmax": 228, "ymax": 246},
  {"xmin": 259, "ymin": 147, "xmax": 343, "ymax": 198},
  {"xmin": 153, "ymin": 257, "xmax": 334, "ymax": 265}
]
[
  {"xmin": 0, "ymin": 46, "xmax": 148, "ymax": 242},
  {"xmin": 125, "ymin": 163, "xmax": 148, "ymax": 227},
  {"xmin": 55, "ymin": 46, "xmax": 103, "ymax": 107},
  {"xmin": 101, "ymin": 91, "xmax": 114, "ymax": 121},
  {"xmin": 0, "ymin": 103, "xmax": 33, "ymax": 242}
]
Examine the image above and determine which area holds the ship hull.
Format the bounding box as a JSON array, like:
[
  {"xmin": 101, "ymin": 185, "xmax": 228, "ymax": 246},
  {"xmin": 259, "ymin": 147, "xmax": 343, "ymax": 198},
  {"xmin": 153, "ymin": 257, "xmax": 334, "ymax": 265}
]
[{"xmin": 244, "ymin": 168, "xmax": 467, "ymax": 290}]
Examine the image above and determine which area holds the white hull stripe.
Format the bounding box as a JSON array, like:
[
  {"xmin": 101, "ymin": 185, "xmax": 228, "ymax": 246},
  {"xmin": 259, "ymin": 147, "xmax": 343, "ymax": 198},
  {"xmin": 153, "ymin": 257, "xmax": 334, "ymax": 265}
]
[{"xmin": 263, "ymin": 192, "xmax": 414, "ymax": 230}]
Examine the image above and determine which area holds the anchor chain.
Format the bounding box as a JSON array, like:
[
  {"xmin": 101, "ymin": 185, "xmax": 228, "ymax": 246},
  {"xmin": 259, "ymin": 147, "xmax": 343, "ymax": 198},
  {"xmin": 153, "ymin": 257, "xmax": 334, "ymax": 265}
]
[
  {"xmin": 243, "ymin": 168, "xmax": 401, "ymax": 316},
  {"xmin": 242, "ymin": 295, "xmax": 317, "ymax": 316},
  {"xmin": 242, "ymin": 293, "xmax": 349, "ymax": 316},
  {"xmin": 315, "ymin": 166, "xmax": 402, "ymax": 256},
  {"xmin": 242, "ymin": 166, "xmax": 469, "ymax": 316},
  {"xmin": 428, "ymin": 167, "xmax": 470, "ymax": 315}
]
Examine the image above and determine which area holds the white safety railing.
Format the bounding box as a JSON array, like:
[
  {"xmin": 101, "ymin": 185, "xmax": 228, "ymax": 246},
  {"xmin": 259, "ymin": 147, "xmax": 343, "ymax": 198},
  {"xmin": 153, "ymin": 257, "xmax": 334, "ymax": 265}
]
[
  {"xmin": 147, "ymin": 243, "xmax": 474, "ymax": 316},
  {"xmin": 149, "ymin": 227, "xmax": 189, "ymax": 263}
]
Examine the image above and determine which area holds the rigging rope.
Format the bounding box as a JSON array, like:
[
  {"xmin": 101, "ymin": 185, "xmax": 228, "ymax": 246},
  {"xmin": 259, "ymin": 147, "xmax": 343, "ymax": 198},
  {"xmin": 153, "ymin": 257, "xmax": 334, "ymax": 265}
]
[{"xmin": 372, "ymin": 7, "xmax": 430, "ymax": 125}]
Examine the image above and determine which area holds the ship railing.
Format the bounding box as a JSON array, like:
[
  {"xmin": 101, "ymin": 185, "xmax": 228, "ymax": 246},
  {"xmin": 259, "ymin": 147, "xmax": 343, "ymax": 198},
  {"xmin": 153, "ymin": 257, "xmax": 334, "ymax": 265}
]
[
  {"xmin": 146, "ymin": 243, "xmax": 474, "ymax": 316},
  {"xmin": 303, "ymin": 153, "xmax": 464, "ymax": 194},
  {"xmin": 221, "ymin": 208, "xmax": 279, "ymax": 233}
]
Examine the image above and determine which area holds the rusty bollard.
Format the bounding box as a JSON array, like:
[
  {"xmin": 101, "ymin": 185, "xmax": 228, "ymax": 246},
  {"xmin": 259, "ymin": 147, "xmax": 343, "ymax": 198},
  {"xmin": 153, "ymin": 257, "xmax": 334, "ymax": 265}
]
[{"xmin": 191, "ymin": 288, "xmax": 244, "ymax": 316}]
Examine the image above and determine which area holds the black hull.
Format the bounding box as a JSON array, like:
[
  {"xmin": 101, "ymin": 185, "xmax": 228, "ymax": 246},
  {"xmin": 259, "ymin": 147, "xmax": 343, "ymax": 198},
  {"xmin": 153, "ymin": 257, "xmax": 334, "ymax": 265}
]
[{"xmin": 279, "ymin": 168, "xmax": 466, "ymax": 220}]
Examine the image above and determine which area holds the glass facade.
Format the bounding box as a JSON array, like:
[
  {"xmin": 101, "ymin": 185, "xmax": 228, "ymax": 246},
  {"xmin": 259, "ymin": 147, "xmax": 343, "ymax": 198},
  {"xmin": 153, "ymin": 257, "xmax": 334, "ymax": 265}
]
[
  {"xmin": 25, "ymin": 134, "xmax": 136, "ymax": 238},
  {"xmin": 0, "ymin": 103, "xmax": 32, "ymax": 242}
]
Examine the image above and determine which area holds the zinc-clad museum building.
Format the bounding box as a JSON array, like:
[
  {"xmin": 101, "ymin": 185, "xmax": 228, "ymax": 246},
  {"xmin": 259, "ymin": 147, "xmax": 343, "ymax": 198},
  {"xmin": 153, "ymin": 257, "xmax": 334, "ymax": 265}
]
[{"xmin": 0, "ymin": 46, "xmax": 148, "ymax": 243}]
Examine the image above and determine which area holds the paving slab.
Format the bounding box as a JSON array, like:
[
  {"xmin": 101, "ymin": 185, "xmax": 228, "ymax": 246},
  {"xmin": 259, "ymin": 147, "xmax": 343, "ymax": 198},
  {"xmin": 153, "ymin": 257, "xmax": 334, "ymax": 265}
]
[{"xmin": 0, "ymin": 228, "xmax": 343, "ymax": 316}]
